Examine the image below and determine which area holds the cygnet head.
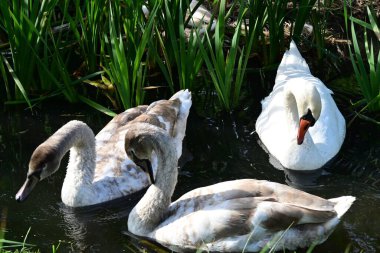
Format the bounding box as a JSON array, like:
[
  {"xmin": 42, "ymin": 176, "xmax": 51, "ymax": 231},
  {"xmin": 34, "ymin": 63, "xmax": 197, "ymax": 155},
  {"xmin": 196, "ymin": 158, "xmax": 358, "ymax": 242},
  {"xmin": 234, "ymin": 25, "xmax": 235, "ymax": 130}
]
[
  {"xmin": 16, "ymin": 144, "xmax": 61, "ymax": 202},
  {"xmin": 125, "ymin": 130, "xmax": 156, "ymax": 185},
  {"xmin": 296, "ymin": 85, "xmax": 322, "ymax": 145}
]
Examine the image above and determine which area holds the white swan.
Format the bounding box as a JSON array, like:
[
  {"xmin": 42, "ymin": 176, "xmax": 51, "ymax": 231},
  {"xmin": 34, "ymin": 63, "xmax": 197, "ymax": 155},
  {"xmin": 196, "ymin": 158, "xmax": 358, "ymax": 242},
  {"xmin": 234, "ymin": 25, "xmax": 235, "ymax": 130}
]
[
  {"xmin": 15, "ymin": 90, "xmax": 192, "ymax": 207},
  {"xmin": 125, "ymin": 123, "xmax": 355, "ymax": 252},
  {"xmin": 255, "ymin": 41, "xmax": 345, "ymax": 171}
]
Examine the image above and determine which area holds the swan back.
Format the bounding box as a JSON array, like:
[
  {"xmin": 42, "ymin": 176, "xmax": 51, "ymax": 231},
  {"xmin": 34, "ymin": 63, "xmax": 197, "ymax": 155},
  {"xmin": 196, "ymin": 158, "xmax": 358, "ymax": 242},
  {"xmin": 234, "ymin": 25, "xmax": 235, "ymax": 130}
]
[
  {"xmin": 284, "ymin": 80, "xmax": 322, "ymax": 122},
  {"xmin": 93, "ymin": 105, "xmax": 149, "ymax": 182},
  {"xmin": 141, "ymin": 89, "xmax": 192, "ymax": 159},
  {"xmin": 93, "ymin": 90, "xmax": 191, "ymax": 182},
  {"xmin": 152, "ymin": 179, "xmax": 355, "ymax": 252},
  {"xmin": 276, "ymin": 40, "xmax": 311, "ymax": 84}
]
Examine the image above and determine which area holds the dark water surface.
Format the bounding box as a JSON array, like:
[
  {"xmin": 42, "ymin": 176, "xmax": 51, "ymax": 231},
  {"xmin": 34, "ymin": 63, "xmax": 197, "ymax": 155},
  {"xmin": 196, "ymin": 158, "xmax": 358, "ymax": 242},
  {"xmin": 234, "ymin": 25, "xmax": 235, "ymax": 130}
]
[{"xmin": 0, "ymin": 104, "xmax": 379, "ymax": 253}]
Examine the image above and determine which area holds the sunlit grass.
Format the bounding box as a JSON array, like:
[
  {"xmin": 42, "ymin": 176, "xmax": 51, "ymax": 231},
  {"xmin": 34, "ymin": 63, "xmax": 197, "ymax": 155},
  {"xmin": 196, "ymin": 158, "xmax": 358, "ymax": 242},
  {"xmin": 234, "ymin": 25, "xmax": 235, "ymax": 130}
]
[
  {"xmin": 104, "ymin": 0, "xmax": 159, "ymax": 109},
  {"xmin": 199, "ymin": 0, "xmax": 248, "ymax": 111},
  {"xmin": 152, "ymin": 0, "xmax": 205, "ymax": 92},
  {"xmin": 0, "ymin": 0, "xmax": 51, "ymax": 105},
  {"xmin": 291, "ymin": 0, "xmax": 318, "ymax": 42},
  {"xmin": 64, "ymin": 0, "xmax": 106, "ymax": 74},
  {"xmin": 0, "ymin": 0, "xmax": 81, "ymax": 105},
  {"xmin": 344, "ymin": 3, "xmax": 380, "ymax": 123},
  {"xmin": 0, "ymin": 0, "xmax": 375, "ymax": 119}
]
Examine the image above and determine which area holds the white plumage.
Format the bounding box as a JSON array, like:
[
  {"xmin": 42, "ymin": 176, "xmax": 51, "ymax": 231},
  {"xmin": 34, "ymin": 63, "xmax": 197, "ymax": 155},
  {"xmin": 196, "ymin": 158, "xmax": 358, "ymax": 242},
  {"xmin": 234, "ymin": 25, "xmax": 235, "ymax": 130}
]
[{"xmin": 256, "ymin": 41, "xmax": 345, "ymax": 170}]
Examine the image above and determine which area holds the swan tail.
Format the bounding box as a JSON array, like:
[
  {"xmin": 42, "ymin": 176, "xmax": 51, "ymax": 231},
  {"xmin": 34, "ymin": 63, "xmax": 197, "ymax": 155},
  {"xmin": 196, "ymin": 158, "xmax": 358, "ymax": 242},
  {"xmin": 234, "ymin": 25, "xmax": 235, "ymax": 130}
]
[
  {"xmin": 170, "ymin": 89, "xmax": 192, "ymax": 106},
  {"xmin": 170, "ymin": 90, "xmax": 192, "ymax": 159},
  {"xmin": 276, "ymin": 40, "xmax": 311, "ymax": 79},
  {"xmin": 329, "ymin": 196, "xmax": 356, "ymax": 219},
  {"xmin": 170, "ymin": 89, "xmax": 192, "ymax": 119}
]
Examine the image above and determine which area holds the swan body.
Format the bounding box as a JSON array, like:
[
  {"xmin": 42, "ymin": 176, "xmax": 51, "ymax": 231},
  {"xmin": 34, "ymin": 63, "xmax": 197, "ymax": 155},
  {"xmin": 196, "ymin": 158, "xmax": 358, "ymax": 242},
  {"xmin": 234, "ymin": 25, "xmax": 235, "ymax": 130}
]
[
  {"xmin": 255, "ymin": 41, "xmax": 345, "ymax": 170},
  {"xmin": 125, "ymin": 123, "xmax": 355, "ymax": 252},
  {"xmin": 15, "ymin": 90, "xmax": 192, "ymax": 207}
]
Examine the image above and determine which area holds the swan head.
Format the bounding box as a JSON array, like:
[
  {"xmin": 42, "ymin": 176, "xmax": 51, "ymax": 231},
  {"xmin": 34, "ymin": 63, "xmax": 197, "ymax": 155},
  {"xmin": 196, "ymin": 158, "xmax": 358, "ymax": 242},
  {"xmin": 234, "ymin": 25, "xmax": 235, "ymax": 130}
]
[
  {"xmin": 125, "ymin": 130, "xmax": 156, "ymax": 185},
  {"xmin": 285, "ymin": 82, "xmax": 321, "ymax": 145},
  {"xmin": 296, "ymin": 85, "xmax": 321, "ymax": 145},
  {"xmin": 16, "ymin": 144, "xmax": 61, "ymax": 202}
]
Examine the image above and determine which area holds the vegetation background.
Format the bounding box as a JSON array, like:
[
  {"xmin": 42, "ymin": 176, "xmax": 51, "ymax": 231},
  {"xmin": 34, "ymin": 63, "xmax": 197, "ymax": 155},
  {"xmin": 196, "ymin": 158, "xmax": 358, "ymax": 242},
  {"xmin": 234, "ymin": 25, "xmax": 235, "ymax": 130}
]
[{"xmin": 0, "ymin": 0, "xmax": 379, "ymax": 121}]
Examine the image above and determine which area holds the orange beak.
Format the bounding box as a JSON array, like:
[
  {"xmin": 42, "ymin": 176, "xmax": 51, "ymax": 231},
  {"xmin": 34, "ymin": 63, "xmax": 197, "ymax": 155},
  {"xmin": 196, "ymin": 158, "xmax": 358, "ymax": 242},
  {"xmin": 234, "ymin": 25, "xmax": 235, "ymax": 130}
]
[{"xmin": 297, "ymin": 118, "xmax": 311, "ymax": 145}]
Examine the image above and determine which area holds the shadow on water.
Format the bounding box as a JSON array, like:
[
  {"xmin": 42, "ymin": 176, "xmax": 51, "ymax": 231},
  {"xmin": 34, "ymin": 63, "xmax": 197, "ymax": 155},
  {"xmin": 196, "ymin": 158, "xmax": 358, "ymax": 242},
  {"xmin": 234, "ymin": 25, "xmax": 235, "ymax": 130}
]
[{"xmin": 0, "ymin": 101, "xmax": 379, "ymax": 252}]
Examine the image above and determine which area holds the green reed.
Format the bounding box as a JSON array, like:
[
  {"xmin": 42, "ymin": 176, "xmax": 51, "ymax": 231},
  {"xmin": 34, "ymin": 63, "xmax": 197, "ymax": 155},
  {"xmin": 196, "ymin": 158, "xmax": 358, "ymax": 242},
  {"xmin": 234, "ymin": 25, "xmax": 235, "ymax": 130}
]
[
  {"xmin": 198, "ymin": 0, "xmax": 320, "ymax": 111},
  {"xmin": 344, "ymin": 4, "xmax": 380, "ymax": 116},
  {"xmin": 0, "ymin": 0, "xmax": 333, "ymax": 114},
  {"xmin": 0, "ymin": 229, "xmax": 34, "ymax": 253},
  {"xmin": 0, "ymin": 0, "xmax": 80, "ymax": 105},
  {"xmin": 0, "ymin": 0, "xmax": 54, "ymax": 105},
  {"xmin": 151, "ymin": 0, "xmax": 205, "ymax": 91},
  {"xmin": 104, "ymin": 0, "xmax": 159, "ymax": 109},
  {"xmin": 261, "ymin": 0, "xmax": 287, "ymax": 66},
  {"xmin": 291, "ymin": 0, "xmax": 318, "ymax": 42},
  {"xmin": 64, "ymin": 0, "xmax": 107, "ymax": 74},
  {"xmin": 199, "ymin": 0, "xmax": 248, "ymax": 111}
]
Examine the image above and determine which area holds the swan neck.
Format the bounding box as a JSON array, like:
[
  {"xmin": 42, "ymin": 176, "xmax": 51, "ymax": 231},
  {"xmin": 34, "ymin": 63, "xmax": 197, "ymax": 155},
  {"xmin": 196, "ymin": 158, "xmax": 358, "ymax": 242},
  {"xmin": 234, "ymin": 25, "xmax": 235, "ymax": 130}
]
[
  {"xmin": 284, "ymin": 88, "xmax": 299, "ymax": 128},
  {"xmin": 57, "ymin": 121, "xmax": 96, "ymax": 203},
  {"xmin": 128, "ymin": 133, "xmax": 178, "ymax": 235}
]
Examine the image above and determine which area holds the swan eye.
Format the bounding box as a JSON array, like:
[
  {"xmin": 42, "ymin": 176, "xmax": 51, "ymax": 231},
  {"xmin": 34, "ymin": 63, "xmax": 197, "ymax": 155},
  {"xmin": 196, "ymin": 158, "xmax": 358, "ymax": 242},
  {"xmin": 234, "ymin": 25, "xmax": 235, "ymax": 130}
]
[
  {"xmin": 27, "ymin": 167, "xmax": 43, "ymax": 180},
  {"xmin": 127, "ymin": 149, "xmax": 136, "ymax": 160},
  {"xmin": 300, "ymin": 109, "xmax": 316, "ymax": 127}
]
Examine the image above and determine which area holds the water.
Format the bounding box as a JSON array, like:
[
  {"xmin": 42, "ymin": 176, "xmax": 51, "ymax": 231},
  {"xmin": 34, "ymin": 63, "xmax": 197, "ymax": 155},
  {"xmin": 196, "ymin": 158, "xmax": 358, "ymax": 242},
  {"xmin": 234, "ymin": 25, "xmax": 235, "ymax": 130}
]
[{"xmin": 0, "ymin": 103, "xmax": 379, "ymax": 253}]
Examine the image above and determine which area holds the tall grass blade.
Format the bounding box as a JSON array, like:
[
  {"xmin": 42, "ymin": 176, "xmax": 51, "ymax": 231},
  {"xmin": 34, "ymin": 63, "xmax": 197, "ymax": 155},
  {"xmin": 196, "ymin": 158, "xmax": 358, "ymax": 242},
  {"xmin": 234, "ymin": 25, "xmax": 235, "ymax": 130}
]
[
  {"xmin": 0, "ymin": 53, "xmax": 11, "ymax": 101},
  {"xmin": 78, "ymin": 95, "xmax": 116, "ymax": 117},
  {"xmin": 199, "ymin": 0, "xmax": 254, "ymax": 111},
  {"xmin": 152, "ymin": 0, "xmax": 204, "ymax": 91},
  {"xmin": 104, "ymin": 0, "xmax": 160, "ymax": 109},
  {"xmin": 0, "ymin": 0, "xmax": 82, "ymax": 105},
  {"xmin": 345, "ymin": 3, "xmax": 380, "ymax": 114},
  {"xmin": 1, "ymin": 54, "xmax": 31, "ymax": 108},
  {"xmin": 292, "ymin": 0, "xmax": 318, "ymax": 42},
  {"xmin": 0, "ymin": 210, "xmax": 35, "ymax": 250}
]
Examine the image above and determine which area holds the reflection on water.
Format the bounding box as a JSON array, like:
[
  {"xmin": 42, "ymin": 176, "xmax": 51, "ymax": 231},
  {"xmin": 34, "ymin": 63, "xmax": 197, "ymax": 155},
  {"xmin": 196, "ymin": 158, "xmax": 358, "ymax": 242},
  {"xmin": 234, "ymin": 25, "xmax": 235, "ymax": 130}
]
[
  {"xmin": 283, "ymin": 168, "xmax": 324, "ymax": 189},
  {"xmin": 58, "ymin": 190, "xmax": 145, "ymax": 252},
  {"xmin": 0, "ymin": 104, "xmax": 379, "ymax": 252},
  {"xmin": 257, "ymin": 138, "xmax": 325, "ymax": 189}
]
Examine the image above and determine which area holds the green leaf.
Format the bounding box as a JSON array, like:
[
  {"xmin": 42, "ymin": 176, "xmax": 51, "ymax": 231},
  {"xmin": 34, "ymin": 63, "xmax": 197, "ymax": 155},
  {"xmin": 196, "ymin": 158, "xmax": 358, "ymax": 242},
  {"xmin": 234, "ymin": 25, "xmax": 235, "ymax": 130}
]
[{"xmin": 78, "ymin": 95, "xmax": 117, "ymax": 117}]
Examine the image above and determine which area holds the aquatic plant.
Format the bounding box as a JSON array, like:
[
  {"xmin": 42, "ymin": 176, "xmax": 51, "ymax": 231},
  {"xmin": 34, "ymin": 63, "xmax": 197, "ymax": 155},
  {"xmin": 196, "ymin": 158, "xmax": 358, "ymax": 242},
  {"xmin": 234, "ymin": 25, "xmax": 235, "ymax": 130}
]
[
  {"xmin": 151, "ymin": 0, "xmax": 205, "ymax": 91},
  {"xmin": 199, "ymin": 0, "xmax": 250, "ymax": 111},
  {"xmin": 0, "ymin": 0, "xmax": 79, "ymax": 105},
  {"xmin": 0, "ymin": 0, "xmax": 52, "ymax": 105},
  {"xmin": 344, "ymin": 4, "xmax": 380, "ymax": 119},
  {"xmin": 261, "ymin": 0, "xmax": 288, "ymax": 66},
  {"xmin": 255, "ymin": 0, "xmax": 319, "ymax": 66},
  {"xmin": 198, "ymin": 0, "xmax": 327, "ymax": 111},
  {"xmin": 104, "ymin": 0, "xmax": 159, "ymax": 109},
  {"xmin": 0, "ymin": 208, "xmax": 35, "ymax": 253},
  {"xmin": 0, "ymin": 0, "xmax": 366, "ymax": 119},
  {"xmin": 63, "ymin": 0, "xmax": 107, "ymax": 74}
]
